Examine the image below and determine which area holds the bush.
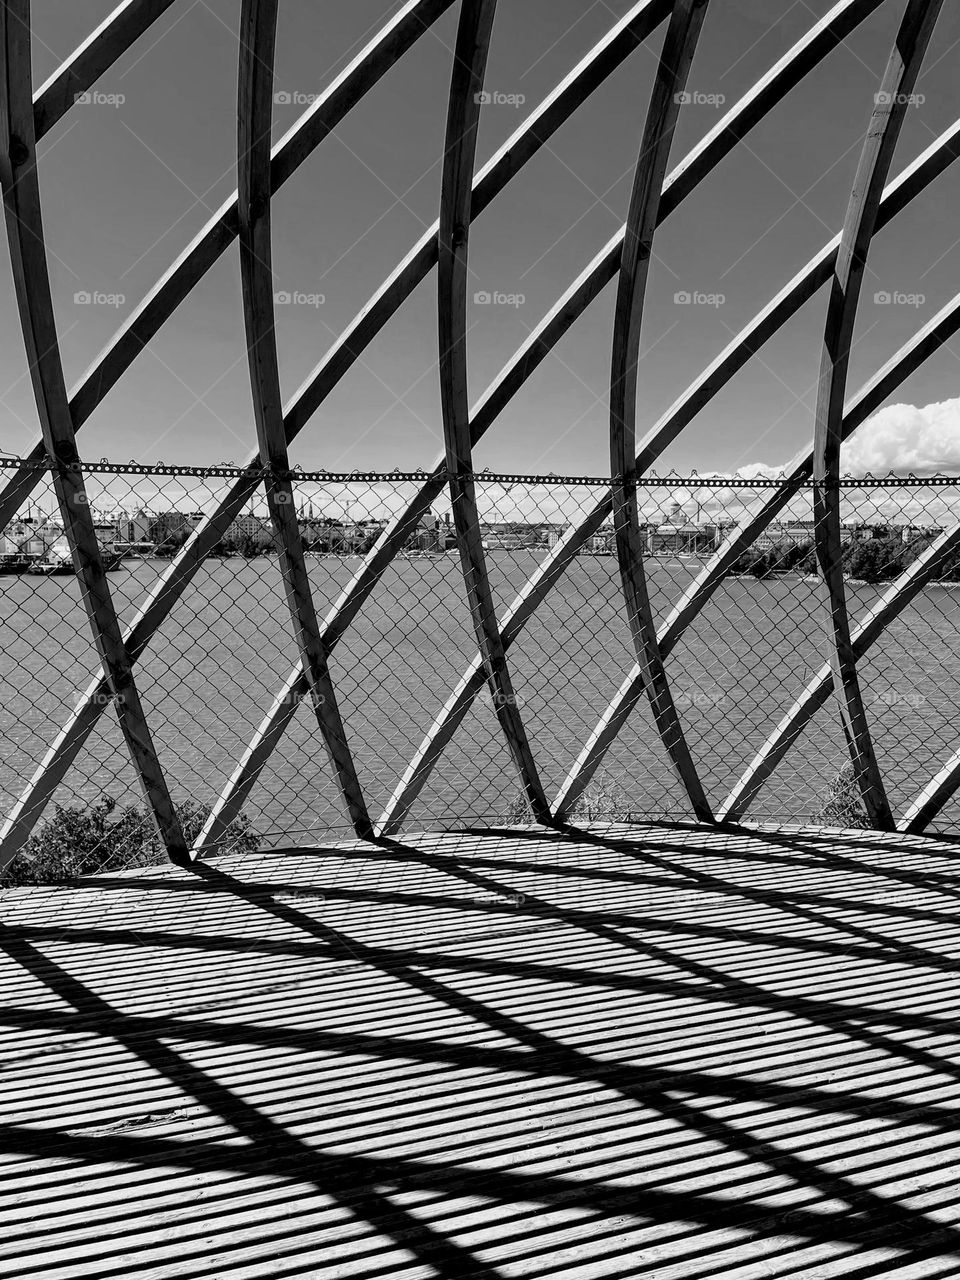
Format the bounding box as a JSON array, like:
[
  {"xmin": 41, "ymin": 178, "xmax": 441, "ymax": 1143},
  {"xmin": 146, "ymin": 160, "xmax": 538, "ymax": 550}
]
[
  {"xmin": 2, "ymin": 796, "xmax": 259, "ymax": 886},
  {"xmin": 815, "ymin": 765, "xmax": 868, "ymax": 829},
  {"xmin": 500, "ymin": 780, "xmax": 635, "ymax": 826}
]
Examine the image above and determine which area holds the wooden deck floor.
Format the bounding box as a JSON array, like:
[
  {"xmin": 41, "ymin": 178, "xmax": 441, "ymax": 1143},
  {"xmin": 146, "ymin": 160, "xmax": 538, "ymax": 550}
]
[{"xmin": 4, "ymin": 822, "xmax": 960, "ymax": 1279}]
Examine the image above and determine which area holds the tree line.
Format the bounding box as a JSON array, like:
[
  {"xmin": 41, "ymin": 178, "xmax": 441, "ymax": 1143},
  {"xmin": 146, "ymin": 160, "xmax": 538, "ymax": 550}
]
[{"xmin": 731, "ymin": 529, "xmax": 960, "ymax": 583}]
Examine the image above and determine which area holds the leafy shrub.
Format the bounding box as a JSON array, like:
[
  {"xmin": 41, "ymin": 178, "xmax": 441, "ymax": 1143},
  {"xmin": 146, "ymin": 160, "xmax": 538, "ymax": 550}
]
[
  {"xmin": 815, "ymin": 765, "xmax": 868, "ymax": 829},
  {"xmin": 2, "ymin": 796, "xmax": 259, "ymax": 886},
  {"xmin": 500, "ymin": 780, "xmax": 636, "ymax": 826}
]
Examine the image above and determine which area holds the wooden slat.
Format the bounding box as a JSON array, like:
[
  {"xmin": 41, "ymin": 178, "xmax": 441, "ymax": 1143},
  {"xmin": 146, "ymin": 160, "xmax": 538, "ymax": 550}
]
[
  {"xmin": 6, "ymin": 824, "xmax": 960, "ymax": 1277},
  {"xmin": 810, "ymin": 0, "xmax": 943, "ymax": 831},
  {"xmin": 235, "ymin": 0, "xmax": 372, "ymax": 841},
  {"xmin": 609, "ymin": 0, "xmax": 711, "ymax": 824},
  {"xmin": 436, "ymin": 0, "xmax": 549, "ymax": 824},
  {"xmin": 32, "ymin": 0, "xmax": 179, "ymax": 139},
  {"xmin": 0, "ymin": 1, "xmax": 186, "ymax": 867}
]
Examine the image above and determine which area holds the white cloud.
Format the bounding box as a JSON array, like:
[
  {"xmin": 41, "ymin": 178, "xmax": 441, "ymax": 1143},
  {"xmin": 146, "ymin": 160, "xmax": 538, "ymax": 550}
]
[{"xmin": 841, "ymin": 397, "xmax": 960, "ymax": 476}]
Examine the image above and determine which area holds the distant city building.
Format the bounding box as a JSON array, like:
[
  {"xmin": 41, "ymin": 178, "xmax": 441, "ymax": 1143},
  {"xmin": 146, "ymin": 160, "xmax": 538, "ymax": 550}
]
[{"xmin": 225, "ymin": 514, "xmax": 270, "ymax": 542}]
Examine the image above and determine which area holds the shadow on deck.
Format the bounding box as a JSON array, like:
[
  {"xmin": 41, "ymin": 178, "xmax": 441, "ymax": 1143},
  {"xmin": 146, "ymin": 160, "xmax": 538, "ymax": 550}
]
[{"xmin": 4, "ymin": 821, "xmax": 960, "ymax": 1278}]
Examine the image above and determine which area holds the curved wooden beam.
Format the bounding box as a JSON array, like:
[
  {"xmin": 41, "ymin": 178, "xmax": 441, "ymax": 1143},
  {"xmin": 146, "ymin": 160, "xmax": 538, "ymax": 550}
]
[
  {"xmin": 722, "ymin": 516, "xmax": 960, "ymax": 824},
  {"xmin": 235, "ymin": 0, "xmax": 372, "ymax": 840},
  {"xmin": 558, "ymin": 274, "xmax": 960, "ymax": 820},
  {"xmin": 610, "ymin": 0, "xmax": 711, "ymax": 823},
  {"xmin": 386, "ymin": 117, "xmax": 960, "ymax": 836},
  {"xmin": 0, "ymin": 0, "xmax": 457, "ymax": 533},
  {"xmin": 811, "ymin": 0, "xmax": 941, "ymax": 830},
  {"xmin": 33, "ymin": 0, "xmax": 178, "ymax": 139},
  {"xmin": 437, "ymin": 0, "xmax": 549, "ymax": 823},
  {"xmin": 0, "ymin": 0, "xmax": 186, "ymax": 868}
]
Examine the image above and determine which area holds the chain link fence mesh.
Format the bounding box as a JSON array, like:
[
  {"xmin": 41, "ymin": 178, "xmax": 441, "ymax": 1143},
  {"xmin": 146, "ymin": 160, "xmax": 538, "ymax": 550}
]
[{"xmin": 2, "ymin": 460, "xmax": 960, "ymax": 881}]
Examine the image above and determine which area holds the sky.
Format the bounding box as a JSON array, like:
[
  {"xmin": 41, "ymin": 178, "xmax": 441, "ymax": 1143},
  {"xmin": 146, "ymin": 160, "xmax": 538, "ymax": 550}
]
[{"xmin": 2, "ymin": 0, "xmax": 960, "ymax": 476}]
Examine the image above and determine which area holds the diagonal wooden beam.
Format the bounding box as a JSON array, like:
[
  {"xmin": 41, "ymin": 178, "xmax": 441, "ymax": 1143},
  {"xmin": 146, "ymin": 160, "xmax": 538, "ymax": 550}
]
[
  {"xmin": 235, "ymin": 0, "xmax": 372, "ymax": 839},
  {"xmin": 0, "ymin": 0, "xmax": 187, "ymax": 868},
  {"xmin": 721, "ymin": 516, "xmax": 960, "ymax": 824},
  {"xmin": 33, "ymin": 0, "xmax": 179, "ymax": 139},
  {"xmin": 437, "ymin": 0, "xmax": 550, "ymax": 824},
  {"xmin": 902, "ymin": 747, "xmax": 960, "ymax": 834},
  {"xmin": 811, "ymin": 0, "xmax": 942, "ymax": 830},
  {"xmin": 609, "ymin": 0, "xmax": 712, "ymax": 824}
]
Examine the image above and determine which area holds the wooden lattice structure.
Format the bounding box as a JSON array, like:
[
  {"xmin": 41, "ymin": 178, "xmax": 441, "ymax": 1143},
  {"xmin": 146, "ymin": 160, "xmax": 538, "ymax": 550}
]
[{"xmin": 2, "ymin": 0, "xmax": 960, "ymax": 868}]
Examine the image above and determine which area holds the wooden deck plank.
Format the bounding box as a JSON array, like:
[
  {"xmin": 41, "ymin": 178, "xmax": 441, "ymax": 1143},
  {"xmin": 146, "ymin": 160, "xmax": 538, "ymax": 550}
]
[{"xmin": 3, "ymin": 823, "xmax": 960, "ymax": 1277}]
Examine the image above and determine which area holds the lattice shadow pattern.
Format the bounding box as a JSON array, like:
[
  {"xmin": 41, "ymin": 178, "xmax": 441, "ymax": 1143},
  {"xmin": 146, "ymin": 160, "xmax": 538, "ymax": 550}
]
[{"xmin": 2, "ymin": 1, "xmax": 960, "ymax": 875}]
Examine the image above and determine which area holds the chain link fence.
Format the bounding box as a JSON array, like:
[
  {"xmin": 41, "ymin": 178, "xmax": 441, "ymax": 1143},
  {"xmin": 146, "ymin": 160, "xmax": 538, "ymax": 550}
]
[{"xmin": 2, "ymin": 459, "xmax": 960, "ymax": 881}]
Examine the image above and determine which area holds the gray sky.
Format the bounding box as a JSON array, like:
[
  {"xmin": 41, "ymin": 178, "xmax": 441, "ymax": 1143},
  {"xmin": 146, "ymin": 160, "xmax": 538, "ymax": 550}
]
[{"xmin": 3, "ymin": 0, "xmax": 960, "ymax": 475}]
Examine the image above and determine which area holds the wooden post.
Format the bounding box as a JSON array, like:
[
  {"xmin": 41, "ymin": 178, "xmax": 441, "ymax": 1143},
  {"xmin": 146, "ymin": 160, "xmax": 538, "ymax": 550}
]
[
  {"xmin": 437, "ymin": 0, "xmax": 550, "ymax": 824},
  {"xmin": 609, "ymin": 0, "xmax": 712, "ymax": 823},
  {"xmin": 0, "ymin": 0, "xmax": 187, "ymax": 868},
  {"xmin": 237, "ymin": 0, "xmax": 372, "ymax": 838},
  {"xmin": 811, "ymin": 0, "xmax": 942, "ymax": 830}
]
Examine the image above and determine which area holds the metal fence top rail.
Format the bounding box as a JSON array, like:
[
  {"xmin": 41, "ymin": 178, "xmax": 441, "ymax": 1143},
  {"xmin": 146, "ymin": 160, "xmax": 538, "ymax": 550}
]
[{"xmin": 3, "ymin": 458, "xmax": 960, "ymax": 489}]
